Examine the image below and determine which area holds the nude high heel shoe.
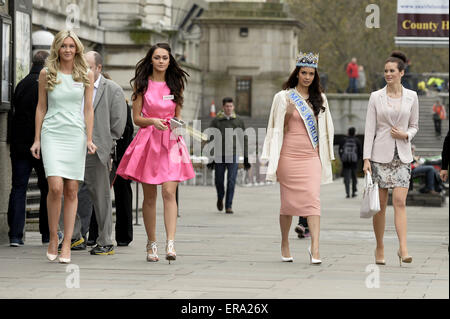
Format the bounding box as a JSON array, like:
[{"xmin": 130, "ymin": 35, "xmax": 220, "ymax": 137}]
[
  {"xmin": 397, "ymin": 250, "xmax": 412, "ymax": 267},
  {"xmin": 375, "ymin": 249, "xmax": 385, "ymax": 265}
]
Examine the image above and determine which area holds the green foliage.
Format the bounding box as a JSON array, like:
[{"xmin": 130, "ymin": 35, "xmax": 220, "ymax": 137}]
[
  {"xmin": 287, "ymin": 0, "xmax": 449, "ymax": 93},
  {"xmin": 128, "ymin": 19, "xmax": 151, "ymax": 45},
  {"xmin": 331, "ymin": 157, "xmax": 342, "ymax": 178}
]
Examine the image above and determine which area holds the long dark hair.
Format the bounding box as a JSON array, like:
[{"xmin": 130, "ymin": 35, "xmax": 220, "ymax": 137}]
[
  {"xmin": 130, "ymin": 43, "xmax": 189, "ymax": 106},
  {"xmin": 282, "ymin": 66, "xmax": 325, "ymax": 116}
]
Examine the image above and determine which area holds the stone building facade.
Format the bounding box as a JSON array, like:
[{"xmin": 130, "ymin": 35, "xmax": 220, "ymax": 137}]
[
  {"xmin": 196, "ymin": 1, "xmax": 303, "ymax": 118},
  {"xmin": 0, "ymin": 0, "xmax": 303, "ymax": 243}
]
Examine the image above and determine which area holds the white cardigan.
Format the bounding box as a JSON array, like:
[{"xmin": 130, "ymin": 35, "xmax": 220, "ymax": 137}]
[{"xmin": 261, "ymin": 90, "xmax": 335, "ymax": 184}]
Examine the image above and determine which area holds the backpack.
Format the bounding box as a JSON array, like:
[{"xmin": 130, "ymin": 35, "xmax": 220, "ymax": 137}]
[{"xmin": 341, "ymin": 138, "xmax": 358, "ymax": 163}]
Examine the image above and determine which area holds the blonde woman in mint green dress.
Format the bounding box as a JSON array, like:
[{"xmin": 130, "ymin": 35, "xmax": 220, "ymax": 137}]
[{"xmin": 31, "ymin": 30, "xmax": 97, "ymax": 264}]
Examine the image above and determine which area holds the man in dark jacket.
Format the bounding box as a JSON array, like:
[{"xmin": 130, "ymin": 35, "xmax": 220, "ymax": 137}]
[
  {"xmin": 7, "ymin": 51, "xmax": 50, "ymax": 246},
  {"xmin": 339, "ymin": 127, "xmax": 362, "ymax": 198},
  {"xmin": 207, "ymin": 97, "xmax": 250, "ymax": 214},
  {"xmin": 113, "ymin": 100, "xmax": 134, "ymax": 246}
]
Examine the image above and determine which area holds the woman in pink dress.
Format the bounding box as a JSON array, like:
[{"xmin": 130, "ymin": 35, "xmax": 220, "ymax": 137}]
[{"xmin": 116, "ymin": 43, "xmax": 195, "ymax": 263}]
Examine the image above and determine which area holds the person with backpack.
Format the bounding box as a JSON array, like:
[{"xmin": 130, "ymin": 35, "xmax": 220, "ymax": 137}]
[{"xmin": 339, "ymin": 127, "xmax": 362, "ymax": 198}]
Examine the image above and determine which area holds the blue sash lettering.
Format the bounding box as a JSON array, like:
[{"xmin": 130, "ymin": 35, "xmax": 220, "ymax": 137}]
[{"xmin": 288, "ymin": 90, "xmax": 319, "ymax": 148}]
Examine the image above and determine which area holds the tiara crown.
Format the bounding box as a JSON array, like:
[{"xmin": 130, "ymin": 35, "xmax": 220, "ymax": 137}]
[{"xmin": 296, "ymin": 52, "xmax": 319, "ymax": 68}]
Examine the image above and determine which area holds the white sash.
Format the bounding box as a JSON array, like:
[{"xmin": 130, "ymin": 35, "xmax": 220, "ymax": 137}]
[{"xmin": 287, "ymin": 89, "xmax": 319, "ymax": 149}]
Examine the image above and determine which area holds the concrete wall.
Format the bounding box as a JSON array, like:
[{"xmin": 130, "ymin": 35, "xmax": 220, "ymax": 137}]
[{"xmin": 327, "ymin": 93, "xmax": 370, "ymax": 136}]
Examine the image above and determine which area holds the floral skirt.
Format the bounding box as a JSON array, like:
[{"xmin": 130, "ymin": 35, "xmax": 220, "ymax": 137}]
[{"xmin": 371, "ymin": 148, "xmax": 411, "ymax": 189}]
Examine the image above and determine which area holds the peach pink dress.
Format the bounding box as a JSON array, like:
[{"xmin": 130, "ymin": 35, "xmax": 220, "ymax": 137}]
[
  {"xmin": 276, "ymin": 109, "xmax": 321, "ymax": 216},
  {"xmin": 116, "ymin": 80, "xmax": 195, "ymax": 185}
]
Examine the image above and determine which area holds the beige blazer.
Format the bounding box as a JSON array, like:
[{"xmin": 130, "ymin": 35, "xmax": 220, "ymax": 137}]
[
  {"xmin": 363, "ymin": 86, "xmax": 419, "ymax": 163},
  {"xmin": 261, "ymin": 90, "xmax": 335, "ymax": 184}
]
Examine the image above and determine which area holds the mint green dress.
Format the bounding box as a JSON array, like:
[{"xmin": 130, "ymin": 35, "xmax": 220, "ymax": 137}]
[{"xmin": 41, "ymin": 71, "xmax": 86, "ymax": 181}]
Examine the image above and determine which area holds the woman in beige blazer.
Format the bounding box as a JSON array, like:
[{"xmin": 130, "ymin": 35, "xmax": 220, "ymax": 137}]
[
  {"xmin": 262, "ymin": 52, "xmax": 334, "ymax": 265},
  {"xmin": 363, "ymin": 51, "xmax": 419, "ymax": 266}
]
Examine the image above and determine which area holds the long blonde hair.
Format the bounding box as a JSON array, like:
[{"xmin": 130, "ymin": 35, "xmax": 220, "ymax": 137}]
[{"xmin": 45, "ymin": 30, "xmax": 90, "ymax": 91}]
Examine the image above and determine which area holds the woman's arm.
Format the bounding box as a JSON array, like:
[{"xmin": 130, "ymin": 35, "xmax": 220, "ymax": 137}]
[
  {"xmin": 175, "ymin": 104, "xmax": 182, "ymax": 119},
  {"xmin": 84, "ymin": 71, "xmax": 97, "ymax": 154},
  {"xmin": 363, "ymin": 93, "xmax": 376, "ymax": 174},
  {"xmin": 405, "ymin": 93, "xmax": 419, "ymax": 141},
  {"xmin": 284, "ymin": 97, "xmax": 295, "ymax": 133},
  {"xmin": 392, "ymin": 92, "xmax": 420, "ymax": 141},
  {"xmin": 30, "ymin": 69, "xmax": 48, "ymax": 159}
]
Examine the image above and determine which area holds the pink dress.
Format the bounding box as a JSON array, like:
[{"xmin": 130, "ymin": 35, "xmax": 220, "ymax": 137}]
[
  {"xmin": 116, "ymin": 80, "xmax": 195, "ymax": 184},
  {"xmin": 276, "ymin": 110, "xmax": 321, "ymax": 216}
]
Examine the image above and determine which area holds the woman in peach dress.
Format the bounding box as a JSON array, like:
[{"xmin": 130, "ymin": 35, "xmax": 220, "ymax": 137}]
[{"xmin": 262, "ymin": 52, "xmax": 334, "ymax": 265}]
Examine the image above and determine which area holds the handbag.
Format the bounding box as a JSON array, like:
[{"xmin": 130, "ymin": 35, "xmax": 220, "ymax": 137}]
[{"xmin": 360, "ymin": 172, "xmax": 380, "ymax": 218}]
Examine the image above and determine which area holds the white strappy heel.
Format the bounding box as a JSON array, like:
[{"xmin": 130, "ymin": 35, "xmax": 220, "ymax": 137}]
[
  {"xmin": 166, "ymin": 240, "xmax": 176, "ymax": 264},
  {"xmin": 146, "ymin": 241, "xmax": 159, "ymax": 262}
]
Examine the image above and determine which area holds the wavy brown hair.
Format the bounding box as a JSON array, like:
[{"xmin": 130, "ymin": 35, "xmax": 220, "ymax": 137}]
[
  {"xmin": 130, "ymin": 43, "xmax": 189, "ymax": 106},
  {"xmin": 282, "ymin": 66, "xmax": 325, "ymax": 116}
]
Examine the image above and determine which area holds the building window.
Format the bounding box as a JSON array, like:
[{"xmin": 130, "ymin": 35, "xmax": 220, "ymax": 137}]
[
  {"xmin": 239, "ymin": 27, "xmax": 248, "ymax": 37},
  {"xmin": 236, "ymin": 78, "xmax": 251, "ymax": 116},
  {"xmin": 1, "ymin": 16, "xmax": 11, "ymax": 107}
]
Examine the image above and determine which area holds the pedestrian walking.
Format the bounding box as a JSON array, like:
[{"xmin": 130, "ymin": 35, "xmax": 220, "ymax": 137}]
[
  {"xmin": 207, "ymin": 97, "xmax": 251, "ymax": 214},
  {"xmin": 262, "ymin": 51, "xmax": 335, "ymax": 264},
  {"xmin": 116, "ymin": 43, "xmax": 195, "ymax": 263},
  {"xmin": 363, "ymin": 50, "xmax": 419, "ymax": 266},
  {"xmin": 432, "ymin": 100, "xmax": 446, "ymax": 137},
  {"xmin": 64, "ymin": 51, "xmax": 127, "ymax": 256},
  {"xmin": 346, "ymin": 57, "xmax": 358, "ymax": 93},
  {"xmin": 339, "ymin": 127, "xmax": 362, "ymax": 198},
  {"xmin": 294, "ymin": 217, "xmax": 310, "ymax": 238},
  {"xmin": 30, "ymin": 30, "xmax": 97, "ymax": 263},
  {"xmin": 7, "ymin": 51, "xmax": 50, "ymax": 246}
]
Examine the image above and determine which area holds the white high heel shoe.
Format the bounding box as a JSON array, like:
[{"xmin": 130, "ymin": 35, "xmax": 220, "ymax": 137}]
[
  {"xmin": 146, "ymin": 241, "xmax": 159, "ymax": 262},
  {"xmin": 58, "ymin": 256, "xmax": 71, "ymax": 264},
  {"xmin": 281, "ymin": 256, "xmax": 294, "ymax": 262},
  {"xmin": 166, "ymin": 240, "xmax": 176, "ymax": 264},
  {"xmin": 308, "ymin": 246, "xmax": 322, "ymax": 265},
  {"xmin": 46, "ymin": 252, "xmax": 57, "ymax": 261}
]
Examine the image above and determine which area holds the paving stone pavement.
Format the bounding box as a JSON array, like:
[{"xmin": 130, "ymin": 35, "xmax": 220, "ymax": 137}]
[{"xmin": 0, "ymin": 178, "xmax": 448, "ymax": 299}]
